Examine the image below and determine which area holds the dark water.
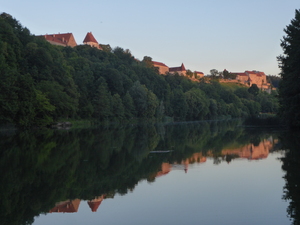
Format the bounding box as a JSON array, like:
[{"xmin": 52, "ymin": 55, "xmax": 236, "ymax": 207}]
[{"xmin": 0, "ymin": 120, "xmax": 299, "ymax": 225}]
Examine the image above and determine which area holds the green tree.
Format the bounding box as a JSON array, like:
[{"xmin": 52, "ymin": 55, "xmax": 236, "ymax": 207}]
[
  {"xmin": 129, "ymin": 81, "xmax": 148, "ymax": 118},
  {"xmin": 92, "ymin": 80, "xmax": 112, "ymax": 120},
  {"xmin": 171, "ymin": 89, "xmax": 188, "ymax": 121},
  {"xmin": 248, "ymin": 84, "xmax": 259, "ymax": 96},
  {"xmin": 111, "ymin": 94, "xmax": 125, "ymax": 120},
  {"xmin": 210, "ymin": 69, "xmax": 220, "ymax": 79},
  {"xmin": 186, "ymin": 69, "xmax": 193, "ymax": 78},
  {"xmin": 99, "ymin": 44, "xmax": 112, "ymax": 52},
  {"xmin": 278, "ymin": 9, "xmax": 300, "ymax": 127},
  {"xmin": 122, "ymin": 91, "xmax": 136, "ymax": 118},
  {"xmin": 34, "ymin": 90, "xmax": 55, "ymax": 126},
  {"xmin": 146, "ymin": 90, "xmax": 159, "ymax": 118},
  {"xmin": 142, "ymin": 56, "xmax": 153, "ymax": 68},
  {"xmin": 184, "ymin": 88, "xmax": 209, "ymax": 120}
]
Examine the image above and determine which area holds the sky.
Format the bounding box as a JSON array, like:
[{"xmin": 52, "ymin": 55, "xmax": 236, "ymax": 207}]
[{"xmin": 1, "ymin": 0, "xmax": 299, "ymax": 75}]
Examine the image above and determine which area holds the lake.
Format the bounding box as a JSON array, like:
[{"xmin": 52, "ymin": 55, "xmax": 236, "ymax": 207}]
[{"xmin": 1, "ymin": 120, "xmax": 299, "ymax": 225}]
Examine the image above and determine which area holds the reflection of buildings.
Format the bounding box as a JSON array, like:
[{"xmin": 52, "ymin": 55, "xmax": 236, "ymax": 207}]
[
  {"xmin": 221, "ymin": 139, "xmax": 273, "ymax": 160},
  {"xmin": 49, "ymin": 195, "xmax": 104, "ymax": 213},
  {"xmin": 50, "ymin": 199, "xmax": 81, "ymax": 213},
  {"xmin": 156, "ymin": 163, "xmax": 172, "ymax": 177},
  {"xmin": 87, "ymin": 196, "xmax": 104, "ymax": 212},
  {"xmin": 155, "ymin": 138, "xmax": 276, "ymax": 177},
  {"xmin": 155, "ymin": 153, "xmax": 207, "ymax": 176}
]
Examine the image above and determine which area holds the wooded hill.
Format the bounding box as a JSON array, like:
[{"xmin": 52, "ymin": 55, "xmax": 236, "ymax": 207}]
[{"xmin": 0, "ymin": 13, "xmax": 279, "ymax": 127}]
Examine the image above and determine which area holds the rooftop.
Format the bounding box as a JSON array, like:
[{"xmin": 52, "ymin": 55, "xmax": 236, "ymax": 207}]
[{"xmin": 83, "ymin": 32, "xmax": 98, "ymax": 43}]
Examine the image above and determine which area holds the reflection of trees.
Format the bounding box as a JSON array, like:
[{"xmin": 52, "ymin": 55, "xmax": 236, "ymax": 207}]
[
  {"xmin": 280, "ymin": 131, "xmax": 300, "ymax": 225},
  {"xmin": 0, "ymin": 120, "xmax": 282, "ymax": 225},
  {"xmin": 0, "ymin": 129, "xmax": 81, "ymax": 225}
]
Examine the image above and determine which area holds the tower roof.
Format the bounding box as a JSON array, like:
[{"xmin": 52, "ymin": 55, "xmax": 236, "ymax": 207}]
[
  {"xmin": 169, "ymin": 63, "xmax": 186, "ymax": 72},
  {"xmin": 83, "ymin": 32, "xmax": 98, "ymax": 43},
  {"xmin": 180, "ymin": 63, "xmax": 186, "ymax": 71}
]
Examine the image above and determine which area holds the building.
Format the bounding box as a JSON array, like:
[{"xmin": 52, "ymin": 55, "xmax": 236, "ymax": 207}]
[
  {"xmin": 153, "ymin": 61, "xmax": 169, "ymax": 74},
  {"xmin": 83, "ymin": 32, "xmax": 102, "ymax": 50},
  {"xmin": 38, "ymin": 32, "xmax": 103, "ymax": 50},
  {"xmin": 194, "ymin": 71, "xmax": 204, "ymax": 79},
  {"xmin": 230, "ymin": 70, "xmax": 271, "ymax": 91},
  {"xmin": 87, "ymin": 196, "xmax": 104, "ymax": 212},
  {"xmin": 234, "ymin": 72, "xmax": 250, "ymax": 84},
  {"xmin": 38, "ymin": 33, "xmax": 77, "ymax": 47},
  {"xmin": 49, "ymin": 199, "xmax": 81, "ymax": 213},
  {"xmin": 169, "ymin": 63, "xmax": 186, "ymax": 76},
  {"xmin": 245, "ymin": 71, "xmax": 268, "ymax": 89}
]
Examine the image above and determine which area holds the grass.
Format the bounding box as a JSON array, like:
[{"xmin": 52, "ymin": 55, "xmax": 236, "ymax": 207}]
[{"xmin": 220, "ymin": 82, "xmax": 248, "ymax": 91}]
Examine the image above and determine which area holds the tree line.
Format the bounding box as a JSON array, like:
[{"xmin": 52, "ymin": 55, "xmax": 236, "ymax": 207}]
[{"xmin": 0, "ymin": 13, "xmax": 279, "ymax": 127}]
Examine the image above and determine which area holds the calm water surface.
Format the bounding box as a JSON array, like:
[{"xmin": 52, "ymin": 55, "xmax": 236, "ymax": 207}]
[{"xmin": 1, "ymin": 120, "xmax": 299, "ymax": 225}]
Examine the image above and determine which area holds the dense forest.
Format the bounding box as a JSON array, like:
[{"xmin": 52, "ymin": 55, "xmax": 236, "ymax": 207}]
[
  {"xmin": 278, "ymin": 9, "xmax": 300, "ymax": 128},
  {"xmin": 0, "ymin": 13, "xmax": 279, "ymax": 127}
]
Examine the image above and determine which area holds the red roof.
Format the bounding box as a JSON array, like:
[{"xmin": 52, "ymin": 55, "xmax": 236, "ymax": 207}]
[
  {"xmin": 169, "ymin": 63, "xmax": 186, "ymax": 72},
  {"xmin": 83, "ymin": 32, "xmax": 98, "ymax": 43},
  {"xmin": 41, "ymin": 33, "xmax": 76, "ymax": 46},
  {"xmin": 153, "ymin": 61, "xmax": 168, "ymax": 67},
  {"xmin": 245, "ymin": 70, "xmax": 258, "ymax": 75},
  {"xmin": 245, "ymin": 71, "xmax": 266, "ymax": 77},
  {"xmin": 180, "ymin": 63, "xmax": 186, "ymax": 71},
  {"xmin": 195, "ymin": 71, "xmax": 204, "ymax": 74},
  {"xmin": 258, "ymin": 72, "xmax": 266, "ymax": 76},
  {"xmin": 49, "ymin": 199, "xmax": 81, "ymax": 213},
  {"xmin": 88, "ymin": 201, "xmax": 102, "ymax": 212}
]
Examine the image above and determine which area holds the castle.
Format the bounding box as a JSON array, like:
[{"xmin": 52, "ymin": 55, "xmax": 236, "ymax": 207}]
[
  {"xmin": 38, "ymin": 32, "xmax": 102, "ymax": 50},
  {"xmin": 39, "ymin": 32, "xmax": 272, "ymax": 91},
  {"xmin": 153, "ymin": 61, "xmax": 205, "ymax": 80},
  {"xmin": 225, "ymin": 70, "xmax": 272, "ymax": 91}
]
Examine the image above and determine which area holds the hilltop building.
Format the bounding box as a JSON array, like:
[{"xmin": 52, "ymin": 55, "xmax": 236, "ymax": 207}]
[
  {"xmin": 153, "ymin": 61, "xmax": 169, "ymax": 75},
  {"xmin": 38, "ymin": 32, "xmax": 102, "ymax": 50},
  {"xmin": 169, "ymin": 63, "xmax": 186, "ymax": 76},
  {"xmin": 153, "ymin": 60, "xmax": 204, "ymax": 81},
  {"xmin": 229, "ymin": 70, "xmax": 271, "ymax": 91},
  {"xmin": 83, "ymin": 32, "xmax": 102, "ymax": 50},
  {"xmin": 39, "ymin": 33, "xmax": 77, "ymax": 47},
  {"xmin": 194, "ymin": 71, "xmax": 204, "ymax": 79}
]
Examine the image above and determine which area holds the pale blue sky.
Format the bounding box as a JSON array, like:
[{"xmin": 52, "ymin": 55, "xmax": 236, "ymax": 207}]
[{"xmin": 2, "ymin": 0, "xmax": 299, "ymax": 75}]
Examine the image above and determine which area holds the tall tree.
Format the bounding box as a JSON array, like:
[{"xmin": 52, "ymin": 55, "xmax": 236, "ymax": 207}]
[{"xmin": 278, "ymin": 9, "xmax": 300, "ymax": 127}]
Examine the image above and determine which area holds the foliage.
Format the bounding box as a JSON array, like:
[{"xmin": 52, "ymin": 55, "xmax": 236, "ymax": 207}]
[
  {"xmin": 223, "ymin": 70, "xmax": 237, "ymax": 79},
  {"xmin": 267, "ymin": 75, "xmax": 281, "ymax": 88},
  {"xmin": 278, "ymin": 9, "xmax": 300, "ymax": 127},
  {"xmin": 0, "ymin": 13, "xmax": 280, "ymax": 127},
  {"xmin": 248, "ymin": 84, "xmax": 259, "ymax": 96}
]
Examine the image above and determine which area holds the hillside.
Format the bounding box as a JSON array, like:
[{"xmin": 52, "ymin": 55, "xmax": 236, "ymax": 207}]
[{"xmin": 0, "ymin": 13, "xmax": 279, "ymax": 127}]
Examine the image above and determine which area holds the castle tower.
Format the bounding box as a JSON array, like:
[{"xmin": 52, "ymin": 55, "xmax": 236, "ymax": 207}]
[{"xmin": 83, "ymin": 32, "xmax": 102, "ymax": 50}]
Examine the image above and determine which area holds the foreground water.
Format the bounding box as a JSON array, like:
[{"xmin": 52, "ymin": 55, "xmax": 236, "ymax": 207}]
[{"xmin": 1, "ymin": 120, "xmax": 300, "ymax": 225}]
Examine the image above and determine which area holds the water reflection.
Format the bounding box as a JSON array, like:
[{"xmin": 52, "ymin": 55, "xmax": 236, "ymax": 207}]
[
  {"xmin": 0, "ymin": 120, "xmax": 293, "ymax": 225},
  {"xmin": 49, "ymin": 196, "xmax": 105, "ymax": 213},
  {"xmin": 280, "ymin": 130, "xmax": 300, "ymax": 224}
]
